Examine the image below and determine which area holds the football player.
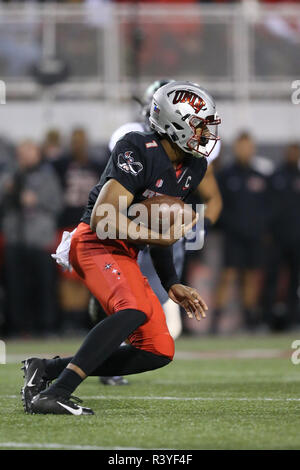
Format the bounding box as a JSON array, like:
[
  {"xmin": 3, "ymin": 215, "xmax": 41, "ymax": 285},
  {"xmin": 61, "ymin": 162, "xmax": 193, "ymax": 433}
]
[
  {"xmin": 93, "ymin": 79, "xmax": 222, "ymax": 386},
  {"xmin": 109, "ymin": 79, "xmax": 222, "ymax": 339},
  {"xmin": 92, "ymin": 79, "xmax": 222, "ymax": 385},
  {"xmin": 22, "ymin": 81, "xmax": 222, "ymax": 415},
  {"xmin": 93, "ymin": 80, "xmax": 173, "ymax": 386}
]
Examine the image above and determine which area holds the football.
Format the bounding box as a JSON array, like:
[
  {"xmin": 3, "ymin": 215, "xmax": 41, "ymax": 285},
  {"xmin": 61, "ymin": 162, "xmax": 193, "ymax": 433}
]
[{"xmin": 128, "ymin": 195, "xmax": 196, "ymax": 234}]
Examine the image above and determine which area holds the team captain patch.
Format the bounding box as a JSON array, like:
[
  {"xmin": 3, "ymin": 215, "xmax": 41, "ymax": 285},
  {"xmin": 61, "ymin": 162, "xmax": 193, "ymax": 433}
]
[{"xmin": 117, "ymin": 151, "xmax": 143, "ymax": 176}]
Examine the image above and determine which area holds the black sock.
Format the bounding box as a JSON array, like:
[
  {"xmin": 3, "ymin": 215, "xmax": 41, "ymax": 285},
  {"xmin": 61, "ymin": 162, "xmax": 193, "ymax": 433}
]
[
  {"xmin": 41, "ymin": 368, "xmax": 83, "ymax": 398},
  {"xmin": 44, "ymin": 357, "xmax": 71, "ymax": 381},
  {"xmin": 43, "ymin": 308, "xmax": 146, "ymax": 397}
]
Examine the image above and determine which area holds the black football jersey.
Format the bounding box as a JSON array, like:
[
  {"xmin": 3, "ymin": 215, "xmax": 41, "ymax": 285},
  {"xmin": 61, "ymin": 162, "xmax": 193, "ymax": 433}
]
[{"xmin": 81, "ymin": 131, "xmax": 207, "ymax": 225}]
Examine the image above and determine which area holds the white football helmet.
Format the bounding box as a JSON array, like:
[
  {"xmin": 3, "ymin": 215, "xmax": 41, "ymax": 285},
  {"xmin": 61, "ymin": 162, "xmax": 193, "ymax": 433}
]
[
  {"xmin": 149, "ymin": 81, "xmax": 221, "ymax": 158},
  {"xmin": 141, "ymin": 79, "xmax": 175, "ymax": 120}
]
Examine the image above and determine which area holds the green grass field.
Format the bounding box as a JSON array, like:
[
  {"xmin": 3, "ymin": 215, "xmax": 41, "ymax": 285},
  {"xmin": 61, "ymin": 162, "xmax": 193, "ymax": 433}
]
[{"xmin": 1, "ymin": 333, "xmax": 300, "ymax": 450}]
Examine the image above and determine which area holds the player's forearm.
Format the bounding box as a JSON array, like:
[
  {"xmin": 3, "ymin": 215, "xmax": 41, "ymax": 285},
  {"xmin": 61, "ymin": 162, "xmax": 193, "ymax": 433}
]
[
  {"xmin": 91, "ymin": 211, "xmax": 175, "ymax": 246},
  {"xmin": 149, "ymin": 245, "xmax": 180, "ymax": 292},
  {"xmin": 196, "ymin": 165, "xmax": 223, "ymax": 225},
  {"xmin": 203, "ymin": 191, "xmax": 223, "ymax": 225}
]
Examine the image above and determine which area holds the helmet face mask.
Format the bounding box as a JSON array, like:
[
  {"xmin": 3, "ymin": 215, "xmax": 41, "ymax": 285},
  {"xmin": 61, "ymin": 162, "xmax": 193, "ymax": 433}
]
[
  {"xmin": 149, "ymin": 81, "xmax": 221, "ymax": 159},
  {"xmin": 186, "ymin": 115, "xmax": 221, "ymax": 158}
]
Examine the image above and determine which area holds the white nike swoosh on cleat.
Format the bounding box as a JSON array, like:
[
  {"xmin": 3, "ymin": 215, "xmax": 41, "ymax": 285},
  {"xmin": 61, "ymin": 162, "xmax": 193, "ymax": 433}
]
[
  {"xmin": 27, "ymin": 369, "xmax": 38, "ymax": 387},
  {"xmin": 57, "ymin": 401, "xmax": 83, "ymax": 415}
]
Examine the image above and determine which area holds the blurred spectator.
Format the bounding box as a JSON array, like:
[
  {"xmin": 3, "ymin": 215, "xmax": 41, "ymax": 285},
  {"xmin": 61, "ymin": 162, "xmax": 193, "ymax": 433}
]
[
  {"xmin": 42, "ymin": 129, "xmax": 64, "ymax": 162},
  {"xmin": 0, "ymin": 146, "xmax": 12, "ymax": 333},
  {"xmin": 210, "ymin": 132, "xmax": 270, "ymax": 333},
  {"xmin": 0, "ymin": 140, "xmax": 63, "ymax": 336},
  {"xmin": 0, "ymin": 136, "xmax": 15, "ymax": 167},
  {"xmin": 51, "ymin": 128, "xmax": 106, "ymax": 332},
  {"xmin": 52, "ymin": 127, "xmax": 105, "ymax": 229},
  {"xmin": 263, "ymin": 143, "xmax": 300, "ymax": 330}
]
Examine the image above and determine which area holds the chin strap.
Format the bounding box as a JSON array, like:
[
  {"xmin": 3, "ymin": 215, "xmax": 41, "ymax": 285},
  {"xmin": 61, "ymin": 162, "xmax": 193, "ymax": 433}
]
[{"xmin": 191, "ymin": 150, "xmax": 205, "ymax": 159}]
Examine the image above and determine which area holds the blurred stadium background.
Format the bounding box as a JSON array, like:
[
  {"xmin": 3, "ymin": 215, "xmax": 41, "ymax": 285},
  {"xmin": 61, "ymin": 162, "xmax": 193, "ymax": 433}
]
[{"xmin": 0, "ymin": 0, "xmax": 300, "ymax": 340}]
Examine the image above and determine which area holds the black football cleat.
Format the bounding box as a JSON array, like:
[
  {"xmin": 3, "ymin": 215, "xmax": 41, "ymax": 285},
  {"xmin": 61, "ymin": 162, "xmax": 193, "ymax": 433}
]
[
  {"xmin": 99, "ymin": 375, "xmax": 129, "ymax": 386},
  {"xmin": 30, "ymin": 393, "xmax": 94, "ymax": 415},
  {"xmin": 21, "ymin": 357, "xmax": 52, "ymax": 413}
]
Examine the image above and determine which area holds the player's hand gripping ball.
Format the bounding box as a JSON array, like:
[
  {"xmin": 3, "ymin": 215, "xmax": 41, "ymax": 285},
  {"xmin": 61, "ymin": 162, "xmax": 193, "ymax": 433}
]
[{"xmin": 128, "ymin": 195, "xmax": 197, "ymax": 237}]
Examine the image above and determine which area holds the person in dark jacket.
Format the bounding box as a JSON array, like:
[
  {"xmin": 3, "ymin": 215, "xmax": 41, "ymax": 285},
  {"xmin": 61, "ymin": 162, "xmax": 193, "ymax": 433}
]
[
  {"xmin": 263, "ymin": 143, "xmax": 300, "ymax": 330},
  {"xmin": 211, "ymin": 132, "xmax": 270, "ymax": 333},
  {"xmin": 0, "ymin": 140, "xmax": 63, "ymax": 336}
]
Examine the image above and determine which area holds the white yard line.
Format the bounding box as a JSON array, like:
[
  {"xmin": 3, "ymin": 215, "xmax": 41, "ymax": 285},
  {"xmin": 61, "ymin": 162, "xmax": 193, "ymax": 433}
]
[
  {"xmin": 81, "ymin": 396, "xmax": 300, "ymax": 402},
  {"xmin": 2, "ymin": 395, "xmax": 300, "ymax": 402},
  {"xmin": 0, "ymin": 442, "xmax": 144, "ymax": 450}
]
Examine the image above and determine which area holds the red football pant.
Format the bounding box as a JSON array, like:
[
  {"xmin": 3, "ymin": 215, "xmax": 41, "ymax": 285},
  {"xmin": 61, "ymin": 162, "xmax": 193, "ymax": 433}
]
[{"xmin": 69, "ymin": 222, "xmax": 174, "ymax": 360}]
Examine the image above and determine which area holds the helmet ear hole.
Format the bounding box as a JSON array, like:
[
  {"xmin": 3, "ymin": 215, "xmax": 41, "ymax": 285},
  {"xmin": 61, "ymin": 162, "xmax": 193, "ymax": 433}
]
[{"xmin": 172, "ymin": 122, "xmax": 184, "ymax": 131}]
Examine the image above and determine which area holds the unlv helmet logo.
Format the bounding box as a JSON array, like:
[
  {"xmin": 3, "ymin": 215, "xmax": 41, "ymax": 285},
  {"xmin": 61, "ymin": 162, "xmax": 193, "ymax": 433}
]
[{"xmin": 168, "ymin": 90, "xmax": 206, "ymax": 114}]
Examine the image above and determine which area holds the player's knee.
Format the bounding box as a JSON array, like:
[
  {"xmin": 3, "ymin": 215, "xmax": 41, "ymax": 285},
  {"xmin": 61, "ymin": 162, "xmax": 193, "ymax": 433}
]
[
  {"xmin": 166, "ymin": 340, "xmax": 175, "ymax": 361},
  {"xmin": 143, "ymin": 350, "xmax": 173, "ymax": 371},
  {"xmin": 156, "ymin": 354, "xmax": 173, "ymax": 369},
  {"xmin": 167, "ymin": 335, "xmax": 175, "ymax": 361},
  {"xmin": 154, "ymin": 334, "xmax": 175, "ymax": 361}
]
